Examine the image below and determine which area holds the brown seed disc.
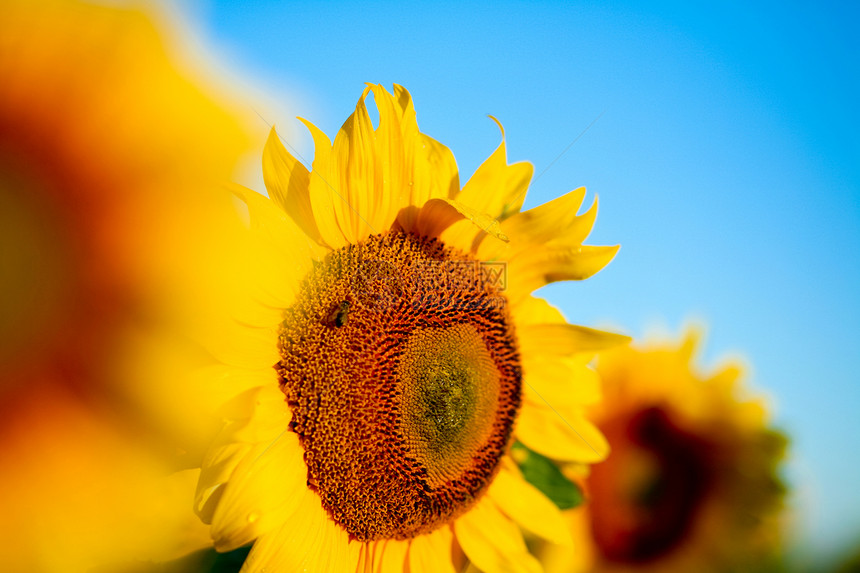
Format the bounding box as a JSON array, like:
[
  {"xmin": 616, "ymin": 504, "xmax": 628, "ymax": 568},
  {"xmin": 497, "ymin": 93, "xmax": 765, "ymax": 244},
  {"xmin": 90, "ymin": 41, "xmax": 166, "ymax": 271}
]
[{"xmin": 276, "ymin": 231, "xmax": 521, "ymax": 541}]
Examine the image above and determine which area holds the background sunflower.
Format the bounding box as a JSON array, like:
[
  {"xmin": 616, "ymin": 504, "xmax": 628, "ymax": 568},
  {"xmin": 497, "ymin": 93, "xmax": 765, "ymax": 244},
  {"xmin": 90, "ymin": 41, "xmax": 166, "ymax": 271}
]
[
  {"xmin": 0, "ymin": 1, "xmax": 259, "ymax": 570},
  {"xmin": 539, "ymin": 330, "xmax": 787, "ymax": 573}
]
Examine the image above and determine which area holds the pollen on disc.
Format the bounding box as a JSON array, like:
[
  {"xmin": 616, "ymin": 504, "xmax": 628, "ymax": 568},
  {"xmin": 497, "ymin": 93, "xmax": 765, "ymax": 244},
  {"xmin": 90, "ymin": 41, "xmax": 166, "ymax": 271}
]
[{"xmin": 276, "ymin": 231, "xmax": 521, "ymax": 541}]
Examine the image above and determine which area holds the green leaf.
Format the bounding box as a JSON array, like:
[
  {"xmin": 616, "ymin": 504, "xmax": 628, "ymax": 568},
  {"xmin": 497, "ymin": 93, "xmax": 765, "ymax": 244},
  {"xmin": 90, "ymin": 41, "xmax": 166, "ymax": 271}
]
[
  {"xmin": 512, "ymin": 441, "xmax": 584, "ymax": 510},
  {"xmin": 121, "ymin": 546, "xmax": 251, "ymax": 573},
  {"xmin": 206, "ymin": 547, "xmax": 252, "ymax": 573}
]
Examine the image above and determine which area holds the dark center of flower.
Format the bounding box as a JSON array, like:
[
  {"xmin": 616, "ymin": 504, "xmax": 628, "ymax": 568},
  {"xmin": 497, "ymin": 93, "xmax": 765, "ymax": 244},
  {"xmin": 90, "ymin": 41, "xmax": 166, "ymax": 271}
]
[
  {"xmin": 276, "ymin": 231, "xmax": 520, "ymax": 541},
  {"xmin": 0, "ymin": 154, "xmax": 76, "ymax": 373},
  {"xmin": 588, "ymin": 406, "xmax": 715, "ymax": 563}
]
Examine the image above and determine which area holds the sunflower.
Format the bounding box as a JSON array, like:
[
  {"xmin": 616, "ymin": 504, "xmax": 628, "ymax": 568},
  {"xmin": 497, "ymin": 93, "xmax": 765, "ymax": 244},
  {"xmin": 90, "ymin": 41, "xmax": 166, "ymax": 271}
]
[
  {"xmin": 540, "ymin": 329, "xmax": 787, "ymax": 573},
  {"xmin": 0, "ymin": 0, "xmax": 254, "ymax": 570},
  {"xmin": 196, "ymin": 83, "xmax": 627, "ymax": 572}
]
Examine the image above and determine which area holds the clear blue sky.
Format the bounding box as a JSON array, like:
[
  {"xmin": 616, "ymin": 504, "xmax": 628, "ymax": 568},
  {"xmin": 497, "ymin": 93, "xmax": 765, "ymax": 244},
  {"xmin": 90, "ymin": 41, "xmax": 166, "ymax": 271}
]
[{"xmin": 183, "ymin": 0, "xmax": 859, "ymax": 559}]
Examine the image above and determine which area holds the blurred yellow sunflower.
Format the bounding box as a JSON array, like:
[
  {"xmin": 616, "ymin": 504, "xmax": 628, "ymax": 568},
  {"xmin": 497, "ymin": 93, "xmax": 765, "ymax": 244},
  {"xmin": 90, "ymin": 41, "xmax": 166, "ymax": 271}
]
[
  {"xmin": 196, "ymin": 83, "xmax": 628, "ymax": 572},
  {"xmin": 541, "ymin": 330, "xmax": 787, "ymax": 573},
  {"xmin": 0, "ymin": 0, "xmax": 255, "ymax": 570}
]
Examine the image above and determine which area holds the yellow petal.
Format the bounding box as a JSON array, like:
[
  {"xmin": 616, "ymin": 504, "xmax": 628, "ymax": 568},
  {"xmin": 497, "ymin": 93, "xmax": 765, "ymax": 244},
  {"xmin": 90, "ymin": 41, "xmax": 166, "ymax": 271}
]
[
  {"xmin": 419, "ymin": 134, "xmax": 460, "ymax": 200},
  {"xmin": 198, "ymin": 410, "xmax": 291, "ymax": 528},
  {"xmin": 349, "ymin": 540, "xmax": 367, "ymax": 572},
  {"xmin": 505, "ymin": 244, "xmax": 620, "ymax": 300},
  {"xmin": 416, "ymin": 198, "xmax": 509, "ymax": 243},
  {"xmin": 187, "ymin": 364, "xmax": 276, "ymax": 420},
  {"xmin": 477, "ymin": 188, "xmax": 597, "ymax": 261},
  {"xmin": 519, "ymin": 324, "xmax": 630, "ymax": 358},
  {"xmin": 436, "ymin": 218, "xmax": 485, "ymax": 253},
  {"xmin": 230, "ymin": 183, "xmax": 319, "ymax": 260},
  {"xmin": 545, "ymin": 196, "xmax": 599, "ymax": 249},
  {"xmin": 456, "ymin": 117, "xmax": 533, "ymax": 221},
  {"xmin": 408, "ymin": 527, "xmax": 456, "ymax": 573},
  {"xmin": 300, "ymin": 117, "xmax": 351, "ymax": 249},
  {"xmin": 357, "ymin": 538, "xmax": 409, "ymax": 573},
  {"xmin": 487, "ymin": 466, "xmax": 572, "ymax": 546},
  {"xmin": 222, "ymin": 385, "xmax": 292, "ymax": 444},
  {"xmin": 211, "ymin": 431, "xmax": 307, "ymax": 552},
  {"xmin": 195, "ymin": 441, "xmax": 252, "ymax": 524},
  {"xmin": 510, "ymin": 296, "xmax": 567, "ymax": 326},
  {"xmin": 707, "ymin": 363, "xmax": 744, "ymax": 393},
  {"xmin": 228, "ymin": 291, "xmax": 285, "ymax": 329},
  {"xmin": 379, "ymin": 539, "xmax": 411, "ymax": 573},
  {"xmin": 521, "ymin": 355, "xmax": 601, "ymax": 410},
  {"xmin": 240, "ymin": 490, "xmax": 352, "ymax": 572},
  {"xmin": 243, "ymin": 237, "xmax": 307, "ymax": 310},
  {"xmin": 262, "ymin": 127, "xmax": 322, "ymax": 243},
  {"xmin": 230, "ymin": 183, "xmax": 322, "ymax": 309},
  {"xmin": 148, "ymin": 469, "xmax": 214, "ymax": 562},
  {"xmin": 516, "ymin": 400, "xmax": 609, "ymax": 463},
  {"xmin": 453, "ymin": 496, "xmax": 541, "ymax": 573},
  {"xmin": 332, "ymin": 92, "xmax": 378, "ymax": 243},
  {"xmin": 203, "ymin": 322, "xmax": 280, "ymax": 370},
  {"xmin": 538, "ymin": 508, "xmax": 595, "ymax": 573},
  {"xmin": 353, "ymin": 542, "xmax": 372, "ymax": 572},
  {"xmin": 386, "ymin": 85, "xmax": 460, "ymax": 232},
  {"xmin": 367, "ymin": 84, "xmax": 411, "ymax": 227}
]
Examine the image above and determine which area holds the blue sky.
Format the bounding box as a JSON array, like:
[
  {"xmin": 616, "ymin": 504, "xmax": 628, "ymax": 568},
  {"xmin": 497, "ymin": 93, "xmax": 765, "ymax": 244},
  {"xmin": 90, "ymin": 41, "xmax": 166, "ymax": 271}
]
[{"xmin": 184, "ymin": 0, "xmax": 859, "ymax": 559}]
